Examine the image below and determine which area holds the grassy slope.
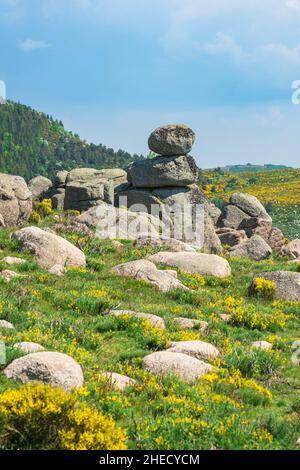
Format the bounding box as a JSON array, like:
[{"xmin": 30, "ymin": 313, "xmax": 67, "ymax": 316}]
[
  {"xmin": 201, "ymin": 168, "xmax": 300, "ymax": 239},
  {"xmin": 0, "ymin": 212, "xmax": 299, "ymax": 450}
]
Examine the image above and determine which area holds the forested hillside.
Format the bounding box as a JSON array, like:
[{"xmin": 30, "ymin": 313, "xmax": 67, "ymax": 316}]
[{"xmin": 0, "ymin": 101, "xmax": 142, "ymax": 180}]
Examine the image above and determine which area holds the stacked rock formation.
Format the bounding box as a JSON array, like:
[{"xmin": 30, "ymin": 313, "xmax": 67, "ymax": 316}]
[
  {"xmin": 117, "ymin": 124, "xmax": 204, "ymax": 211},
  {"xmin": 215, "ymin": 192, "xmax": 286, "ymax": 258},
  {"xmin": 115, "ymin": 125, "xmax": 220, "ymax": 252}
]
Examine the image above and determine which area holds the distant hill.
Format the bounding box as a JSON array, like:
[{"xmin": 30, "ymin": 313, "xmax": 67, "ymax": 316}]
[
  {"xmin": 0, "ymin": 101, "xmax": 142, "ymax": 181},
  {"xmin": 200, "ymin": 167, "xmax": 300, "ymax": 239},
  {"xmin": 214, "ymin": 164, "xmax": 292, "ymax": 173}
]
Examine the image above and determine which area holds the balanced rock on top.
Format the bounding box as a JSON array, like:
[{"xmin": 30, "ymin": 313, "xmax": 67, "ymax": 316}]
[{"xmin": 148, "ymin": 124, "xmax": 196, "ymax": 156}]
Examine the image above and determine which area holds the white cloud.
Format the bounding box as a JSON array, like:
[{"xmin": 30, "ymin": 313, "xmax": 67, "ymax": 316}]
[
  {"xmin": 202, "ymin": 33, "xmax": 244, "ymax": 60},
  {"xmin": 19, "ymin": 38, "xmax": 51, "ymax": 52},
  {"xmin": 260, "ymin": 43, "xmax": 300, "ymax": 64},
  {"xmin": 286, "ymin": 0, "xmax": 300, "ymax": 12}
]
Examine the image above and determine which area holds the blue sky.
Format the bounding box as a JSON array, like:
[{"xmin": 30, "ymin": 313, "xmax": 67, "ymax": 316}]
[{"xmin": 1, "ymin": 0, "xmax": 300, "ymax": 167}]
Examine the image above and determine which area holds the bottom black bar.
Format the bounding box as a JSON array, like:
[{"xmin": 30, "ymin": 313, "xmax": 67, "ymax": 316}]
[{"xmin": 0, "ymin": 450, "xmax": 299, "ymax": 468}]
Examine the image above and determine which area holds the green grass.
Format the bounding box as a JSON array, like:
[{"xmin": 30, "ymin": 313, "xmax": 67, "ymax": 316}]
[{"xmin": 0, "ymin": 216, "xmax": 299, "ymax": 450}]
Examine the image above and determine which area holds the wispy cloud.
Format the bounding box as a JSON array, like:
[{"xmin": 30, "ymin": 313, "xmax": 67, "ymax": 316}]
[{"xmin": 19, "ymin": 38, "xmax": 51, "ymax": 52}]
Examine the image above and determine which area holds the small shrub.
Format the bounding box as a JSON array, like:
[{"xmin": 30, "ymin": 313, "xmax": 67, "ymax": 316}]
[
  {"xmin": 29, "ymin": 210, "xmax": 42, "ymax": 224},
  {"xmin": 252, "ymin": 277, "xmax": 276, "ymax": 298}
]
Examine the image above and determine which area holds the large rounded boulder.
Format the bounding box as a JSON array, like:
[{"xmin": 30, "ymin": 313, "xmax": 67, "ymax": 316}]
[
  {"xmin": 13, "ymin": 226, "xmax": 86, "ymax": 273},
  {"xmin": 3, "ymin": 352, "xmax": 84, "ymax": 391},
  {"xmin": 148, "ymin": 124, "xmax": 196, "ymax": 156},
  {"xmin": 0, "ymin": 173, "xmax": 32, "ymax": 227}
]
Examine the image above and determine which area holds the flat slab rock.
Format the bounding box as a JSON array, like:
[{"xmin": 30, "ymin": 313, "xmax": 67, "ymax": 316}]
[
  {"xmin": 112, "ymin": 259, "xmax": 188, "ymax": 292},
  {"xmin": 3, "ymin": 352, "xmax": 84, "ymax": 391},
  {"xmin": 251, "ymin": 271, "xmax": 300, "ymax": 302},
  {"xmin": 148, "ymin": 251, "xmax": 231, "ymax": 278},
  {"xmin": 101, "ymin": 372, "xmax": 136, "ymax": 391},
  {"xmin": 110, "ymin": 310, "xmax": 166, "ymax": 330},
  {"xmin": 167, "ymin": 340, "xmax": 221, "ymax": 361},
  {"xmin": 143, "ymin": 351, "xmax": 214, "ymax": 383}
]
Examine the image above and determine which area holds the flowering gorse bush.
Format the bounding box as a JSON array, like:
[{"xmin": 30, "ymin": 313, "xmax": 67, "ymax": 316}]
[{"xmin": 0, "ymin": 384, "xmax": 127, "ymax": 450}]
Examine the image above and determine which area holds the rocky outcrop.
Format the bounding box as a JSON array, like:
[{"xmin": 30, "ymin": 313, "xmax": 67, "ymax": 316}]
[
  {"xmin": 28, "ymin": 176, "xmax": 53, "ymax": 201},
  {"xmin": 228, "ymin": 235, "xmax": 272, "ymax": 261},
  {"xmin": 13, "ymin": 226, "xmax": 86, "ymax": 274},
  {"xmin": 148, "ymin": 251, "xmax": 231, "ymax": 278},
  {"xmin": 112, "ymin": 259, "xmax": 188, "ymax": 292},
  {"xmin": 251, "ymin": 271, "xmax": 300, "ymax": 302},
  {"xmin": 148, "ymin": 124, "xmax": 196, "ymax": 156},
  {"xmin": 173, "ymin": 317, "xmax": 208, "ymax": 331},
  {"xmin": 0, "ymin": 173, "xmax": 32, "ymax": 227},
  {"xmin": 13, "ymin": 342, "xmax": 45, "ymax": 353},
  {"xmin": 3, "ymin": 352, "xmax": 84, "ymax": 391}
]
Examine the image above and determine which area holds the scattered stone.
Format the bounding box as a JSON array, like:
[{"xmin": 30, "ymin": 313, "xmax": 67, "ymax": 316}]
[
  {"xmin": 13, "ymin": 342, "xmax": 45, "ymax": 353},
  {"xmin": 167, "ymin": 340, "xmax": 221, "ymax": 361},
  {"xmin": 3, "ymin": 352, "xmax": 84, "ymax": 391},
  {"xmin": 110, "ymin": 310, "xmax": 166, "ymax": 330},
  {"xmin": 128, "ymin": 155, "xmax": 198, "ymax": 188},
  {"xmin": 251, "ymin": 271, "xmax": 300, "ymax": 302},
  {"xmin": 0, "ymin": 320, "xmax": 14, "ymax": 329},
  {"xmin": 148, "ymin": 124, "xmax": 196, "ymax": 156},
  {"xmin": 143, "ymin": 351, "xmax": 213, "ymax": 383},
  {"xmin": 230, "ymin": 193, "xmax": 271, "ymax": 220},
  {"xmin": 3, "ymin": 256, "xmax": 26, "ymax": 266},
  {"xmin": 281, "ymin": 239, "xmax": 300, "ymax": 259},
  {"xmin": 28, "ymin": 176, "xmax": 53, "ymax": 200},
  {"xmin": 220, "ymin": 314, "xmax": 231, "ymax": 322},
  {"xmin": 228, "ymin": 235, "xmax": 272, "ymax": 261},
  {"xmin": 133, "ymin": 235, "xmax": 196, "ymax": 252},
  {"xmin": 173, "ymin": 317, "xmax": 208, "ymax": 331},
  {"xmin": 111, "ymin": 240, "xmax": 124, "ymax": 250},
  {"xmin": 148, "ymin": 251, "xmax": 231, "ymax": 278},
  {"xmin": 0, "ymin": 173, "xmax": 32, "ymax": 227},
  {"xmin": 251, "ymin": 341, "xmax": 273, "ymax": 351},
  {"xmin": 13, "ymin": 226, "xmax": 86, "ymax": 273},
  {"xmin": 216, "ymin": 228, "xmax": 248, "ymax": 247},
  {"xmin": 112, "ymin": 259, "xmax": 188, "ymax": 292},
  {"xmin": 0, "ymin": 270, "xmax": 21, "ymax": 282},
  {"xmin": 101, "ymin": 372, "xmax": 136, "ymax": 391}
]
